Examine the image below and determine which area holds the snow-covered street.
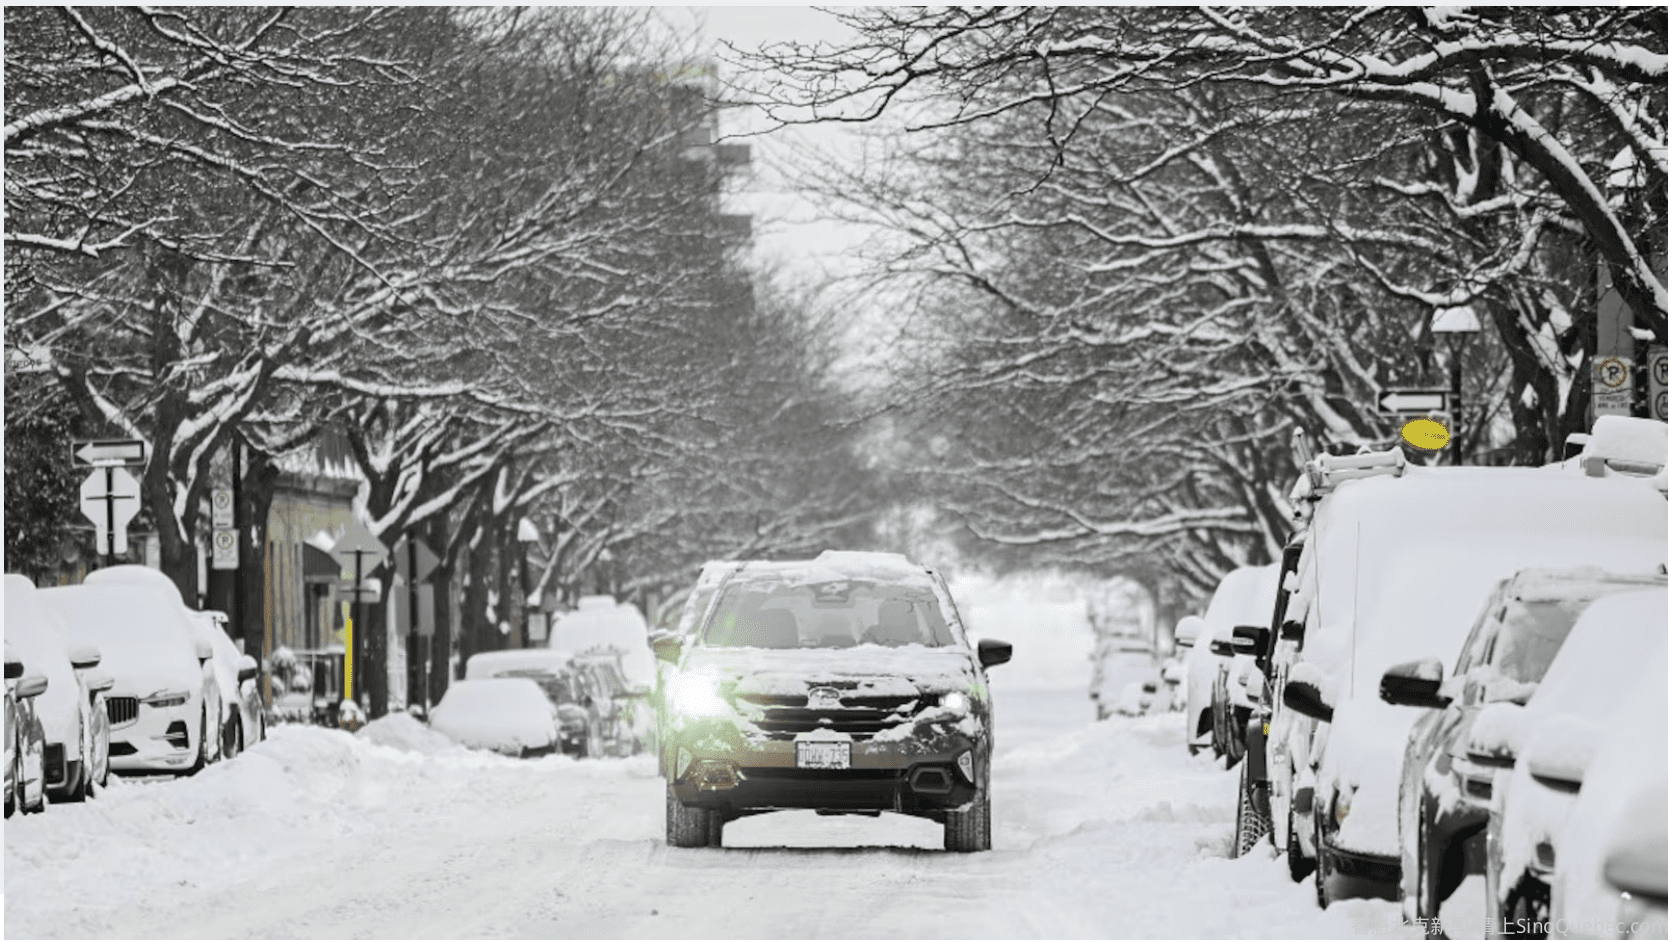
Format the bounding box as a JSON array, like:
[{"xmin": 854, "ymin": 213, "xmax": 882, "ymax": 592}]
[{"xmin": 6, "ymin": 658, "xmax": 1414, "ymax": 939}]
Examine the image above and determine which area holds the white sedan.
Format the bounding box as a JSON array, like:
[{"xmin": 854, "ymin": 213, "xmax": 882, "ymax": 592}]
[{"xmin": 429, "ymin": 678, "xmax": 561, "ymax": 757}]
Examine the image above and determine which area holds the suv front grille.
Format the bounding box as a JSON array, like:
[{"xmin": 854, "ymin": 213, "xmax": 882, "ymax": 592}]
[
  {"xmin": 736, "ymin": 692, "xmax": 918, "ymax": 741},
  {"xmin": 107, "ymin": 697, "xmax": 139, "ymax": 726}
]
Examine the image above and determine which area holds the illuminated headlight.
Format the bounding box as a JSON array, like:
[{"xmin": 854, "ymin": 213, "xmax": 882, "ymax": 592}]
[
  {"xmin": 940, "ymin": 691, "xmax": 971, "ymax": 716},
  {"xmin": 667, "ymin": 673, "xmax": 731, "ymax": 718},
  {"xmin": 1333, "ymin": 783, "xmax": 1357, "ymax": 826},
  {"xmin": 144, "ymin": 690, "xmax": 190, "ymax": 709}
]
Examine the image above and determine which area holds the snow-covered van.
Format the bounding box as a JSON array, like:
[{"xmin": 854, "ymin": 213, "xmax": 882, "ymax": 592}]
[
  {"xmin": 1267, "ymin": 449, "xmax": 1667, "ymax": 907},
  {"xmin": 657, "ymin": 551, "xmax": 1011, "ymax": 851},
  {"xmin": 40, "ymin": 571, "xmax": 217, "ymax": 776}
]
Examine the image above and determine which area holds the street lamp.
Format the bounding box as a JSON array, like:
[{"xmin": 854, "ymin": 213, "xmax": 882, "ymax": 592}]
[
  {"xmin": 516, "ymin": 517, "xmax": 540, "ymax": 648},
  {"xmin": 1432, "ymin": 305, "xmax": 1482, "ymax": 466}
]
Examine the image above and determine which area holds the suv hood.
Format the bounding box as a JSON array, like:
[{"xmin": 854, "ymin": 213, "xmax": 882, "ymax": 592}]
[{"xmin": 680, "ymin": 644, "xmax": 977, "ymax": 696}]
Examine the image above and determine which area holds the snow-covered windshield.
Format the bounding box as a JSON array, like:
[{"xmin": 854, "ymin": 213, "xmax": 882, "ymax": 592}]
[{"xmin": 703, "ymin": 579, "xmax": 955, "ymax": 649}]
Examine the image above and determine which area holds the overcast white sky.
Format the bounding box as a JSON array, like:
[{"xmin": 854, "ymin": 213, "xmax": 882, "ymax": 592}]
[{"xmin": 663, "ymin": 6, "xmax": 877, "ymax": 286}]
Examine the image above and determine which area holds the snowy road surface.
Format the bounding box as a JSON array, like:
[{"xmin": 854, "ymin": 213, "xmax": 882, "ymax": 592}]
[{"xmin": 6, "ymin": 661, "xmax": 1417, "ymax": 939}]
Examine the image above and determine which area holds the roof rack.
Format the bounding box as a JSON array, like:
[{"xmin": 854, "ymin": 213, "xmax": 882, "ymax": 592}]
[{"xmin": 1293, "ymin": 446, "xmax": 1408, "ymax": 503}]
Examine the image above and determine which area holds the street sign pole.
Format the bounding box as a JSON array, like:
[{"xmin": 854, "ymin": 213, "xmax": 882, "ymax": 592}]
[
  {"xmin": 353, "ymin": 549, "xmax": 364, "ymax": 708},
  {"xmin": 103, "ymin": 466, "xmax": 114, "ymax": 567},
  {"xmin": 1451, "ymin": 359, "xmax": 1464, "ymax": 466},
  {"xmin": 408, "ymin": 539, "xmax": 421, "ymax": 712}
]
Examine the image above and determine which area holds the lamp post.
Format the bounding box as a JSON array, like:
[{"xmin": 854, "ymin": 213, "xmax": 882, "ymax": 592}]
[
  {"xmin": 1432, "ymin": 305, "xmax": 1482, "ymax": 466},
  {"xmin": 516, "ymin": 517, "xmax": 539, "ymax": 649}
]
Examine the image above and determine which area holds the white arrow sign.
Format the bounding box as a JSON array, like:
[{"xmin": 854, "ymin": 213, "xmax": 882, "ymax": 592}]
[
  {"xmin": 80, "ymin": 467, "xmax": 141, "ymax": 556},
  {"xmin": 1376, "ymin": 389, "xmax": 1449, "ymax": 414},
  {"xmin": 72, "ymin": 438, "xmax": 146, "ymax": 467}
]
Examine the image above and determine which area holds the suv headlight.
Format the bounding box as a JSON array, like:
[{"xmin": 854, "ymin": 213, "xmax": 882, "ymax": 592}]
[
  {"xmin": 667, "ymin": 673, "xmax": 730, "ymax": 718},
  {"xmin": 144, "ymin": 690, "xmax": 190, "ymax": 708},
  {"xmin": 940, "ymin": 691, "xmax": 971, "ymax": 717}
]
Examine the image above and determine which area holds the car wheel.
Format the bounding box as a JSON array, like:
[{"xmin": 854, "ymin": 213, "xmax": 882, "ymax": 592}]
[
  {"xmin": 1233, "ymin": 758, "xmax": 1271, "ymax": 857},
  {"xmin": 586, "ymin": 724, "xmax": 604, "ymax": 761},
  {"xmin": 1415, "ymin": 817, "xmax": 1441, "ymax": 933},
  {"xmin": 665, "ymin": 782, "xmax": 712, "ymax": 848},
  {"xmin": 187, "ymin": 712, "xmax": 207, "ymax": 776},
  {"xmin": 706, "ymin": 811, "xmax": 725, "ymax": 848},
  {"xmin": 1502, "ymin": 877, "xmax": 1550, "ymax": 940},
  {"xmin": 944, "ymin": 762, "xmax": 992, "ymax": 852},
  {"xmin": 223, "ymin": 717, "xmax": 241, "ymax": 762},
  {"xmin": 25, "ymin": 741, "xmax": 46, "ymax": 813},
  {"xmin": 1313, "ymin": 816, "xmax": 1331, "ymax": 909},
  {"xmin": 59, "ymin": 761, "xmax": 89, "ymax": 803},
  {"xmin": 1287, "ymin": 813, "xmax": 1316, "ymax": 882},
  {"xmin": 5, "ymin": 747, "xmax": 16, "ymax": 819}
]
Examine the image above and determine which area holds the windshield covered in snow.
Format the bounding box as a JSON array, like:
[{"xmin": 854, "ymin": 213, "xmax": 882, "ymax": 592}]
[
  {"xmin": 1486, "ymin": 600, "xmax": 1587, "ymax": 683},
  {"xmin": 702, "ymin": 579, "xmax": 956, "ymax": 649}
]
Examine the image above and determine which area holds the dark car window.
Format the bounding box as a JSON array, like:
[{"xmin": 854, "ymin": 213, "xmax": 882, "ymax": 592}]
[
  {"xmin": 499, "ymin": 669, "xmax": 577, "ymax": 706},
  {"xmin": 703, "ymin": 579, "xmax": 955, "ymax": 649}
]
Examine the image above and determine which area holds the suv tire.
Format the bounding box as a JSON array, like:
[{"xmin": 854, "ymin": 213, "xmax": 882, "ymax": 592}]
[
  {"xmin": 666, "ymin": 783, "xmax": 712, "ymax": 848},
  {"xmin": 1287, "ymin": 812, "xmax": 1315, "ymax": 882},
  {"xmin": 1233, "ymin": 759, "xmax": 1271, "ymax": 856},
  {"xmin": 944, "ymin": 765, "xmax": 992, "ymax": 852}
]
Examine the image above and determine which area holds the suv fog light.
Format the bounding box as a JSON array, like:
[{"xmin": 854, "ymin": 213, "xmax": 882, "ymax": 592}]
[
  {"xmin": 956, "ymin": 750, "xmax": 974, "ymax": 784},
  {"xmin": 691, "ymin": 759, "xmax": 739, "ymax": 790}
]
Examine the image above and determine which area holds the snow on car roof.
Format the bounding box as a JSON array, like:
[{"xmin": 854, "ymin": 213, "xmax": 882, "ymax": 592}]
[
  {"xmin": 1502, "ymin": 565, "xmax": 1665, "ymax": 603},
  {"xmin": 37, "ymin": 583, "xmax": 202, "ymax": 688},
  {"xmin": 1202, "ymin": 564, "xmax": 1280, "ymax": 633},
  {"xmin": 730, "ymin": 553, "xmax": 934, "ymax": 589},
  {"xmin": 1583, "ymin": 415, "xmax": 1667, "ymax": 468},
  {"xmin": 464, "ymin": 649, "xmax": 575, "ymax": 680},
  {"xmin": 1299, "ymin": 468, "xmax": 1667, "ymax": 697},
  {"xmin": 548, "ymin": 598, "xmax": 653, "ymax": 687}
]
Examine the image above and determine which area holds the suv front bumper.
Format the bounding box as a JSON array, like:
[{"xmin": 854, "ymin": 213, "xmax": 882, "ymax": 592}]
[{"xmin": 671, "ymin": 733, "xmax": 982, "ymax": 815}]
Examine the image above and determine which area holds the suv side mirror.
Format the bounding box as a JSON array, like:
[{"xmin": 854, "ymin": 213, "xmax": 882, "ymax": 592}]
[
  {"xmin": 1173, "ymin": 615, "xmax": 1205, "ymax": 648},
  {"xmin": 85, "ymin": 670, "xmax": 115, "ymax": 694},
  {"xmin": 15, "ymin": 673, "xmax": 48, "ymax": 699},
  {"xmin": 1283, "ymin": 678, "xmax": 1333, "ymax": 722},
  {"xmin": 4, "ymin": 659, "xmax": 22, "ymax": 681},
  {"xmin": 67, "ymin": 645, "xmax": 101, "ymax": 670},
  {"xmin": 1379, "ymin": 658, "xmax": 1449, "ymax": 709},
  {"xmin": 649, "ymin": 632, "xmax": 684, "ymax": 664},
  {"xmin": 237, "ymin": 655, "xmax": 259, "ymax": 683},
  {"xmin": 977, "ymin": 638, "xmax": 1012, "ymax": 668},
  {"xmin": 1230, "ymin": 625, "xmax": 1270, "ymax": 657}
]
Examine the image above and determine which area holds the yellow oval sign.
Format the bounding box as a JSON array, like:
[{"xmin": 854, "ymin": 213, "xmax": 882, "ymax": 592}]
[{"xmin": 1401, "ymin": 417, "xmax": 1450, "ymax": 451}]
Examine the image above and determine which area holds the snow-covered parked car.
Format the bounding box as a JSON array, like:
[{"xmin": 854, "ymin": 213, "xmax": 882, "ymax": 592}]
[
  {"xmin": 1548, "ymin": 645, "xmax": 1667, "ymax": 941},
  {"xmin": 4, "ymin": 574, "xmax": 112, "ymax": 802},
  {"xmin": 428, "ymin": 677, "xmax": 561, "ymax": 757},
  {"xmin": 656, "ymin": 551, "xmax": 1011, "ymax": 852},
  {"xmin": 1480, "ymin": 588, "xmax": 1667, "ymax": 936},
  {"xmin": 465, "ymin": 649, "xmax": 601, "ymax": 757},
  {"xmin": 549, "ymin": 594, "xmax": 655, "ymax": 753},
  {"xmin": 40, "ymin": 573, "xmax": 218, "ymax": 776},
  {"xmin": 190, "ymin": 610, "xmax": 264, "ymax": 759},
  {"xmin": 1390, "ymin": 566, "xmax": 1665, "ymax": 928},
  {"xmin": 5, "ymin": 643, "xmax": 49, "ymax": 817},
  {"xmin": 1179, "ymin": 564, "xmax": 1279, "ymax": 762},
  {"xmin": 1267, "ymin": 450, "xmax": 1667, "ymax": 908},
  {"xmin": 1547, "ymin": 414, "xmax": 1667, "ymax": 481}
]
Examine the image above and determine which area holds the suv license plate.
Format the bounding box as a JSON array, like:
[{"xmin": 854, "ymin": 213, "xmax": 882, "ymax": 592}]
[{"xmin": 795, "ymin": 741, "xmax": 851, "ymax": 770}]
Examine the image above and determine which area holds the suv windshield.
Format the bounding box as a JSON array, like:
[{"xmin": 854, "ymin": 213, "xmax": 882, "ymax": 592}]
[{"xmin": 702, "ymin": 579, "xmax": 955, "ymax": 649}]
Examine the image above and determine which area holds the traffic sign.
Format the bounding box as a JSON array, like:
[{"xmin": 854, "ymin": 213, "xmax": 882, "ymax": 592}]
[
  {"xmin": 392, "ymin": 537, "xmax": 440, "ymax": 583},
  {"xmin": 331, "ymin": 520, "xmax": 388, "ymax": 577},
  {"xmin": 392, "ymin": 580, "xmax": 436, "ymax": 637},
  {"xmin": 71, "ymin": 439, "xmax": 146, "ymax": 468},
  {"xmin": 212, "ymin": 528, "xmax": 238, "ymax": 570},
  {"xmin": 1593, "ymin": 355, "xmax": 1633, "ymax": 418},
  {"xmin": 211, "ymin": 488, "xmax": 234, "ymax": 528},
  {"xmin": 80, "ymin": 467, "xmax": 141, "ymax": 556},
  {"xmin": 1377, "ymin": 388, "xmax": 1449, "ymax": 414}
]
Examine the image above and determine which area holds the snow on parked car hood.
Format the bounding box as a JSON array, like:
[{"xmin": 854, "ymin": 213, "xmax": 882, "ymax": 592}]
[
  {"xmin": 428, "ymin": 678, "xmax": 558, "ymax": 755},
  {"xmin": 464, "ymin": 648, "xmax": 575, "ymax": 680},
  {"xmin": 37, "ymin": 582, "xmax": 204, "ymax": 699}
]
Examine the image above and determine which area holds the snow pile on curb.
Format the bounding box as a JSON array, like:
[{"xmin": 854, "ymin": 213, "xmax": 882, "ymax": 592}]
[{"xmin": 356, "ymin": 711, "xmax": 475, "ymax": 756}]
